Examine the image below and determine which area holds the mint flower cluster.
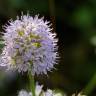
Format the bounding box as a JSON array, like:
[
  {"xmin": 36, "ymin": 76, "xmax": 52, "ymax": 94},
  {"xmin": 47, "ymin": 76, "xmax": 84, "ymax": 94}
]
[
  {"xmin": 0, "ymin": 14, "xmax": 58, "ymax": 75},
  {"xmin": 0, "ymin": 14, "xmax": 87, "ymax": 96},
  {"xmin": 18, "ymin": 83, "xmax": 64, "ymax": 96}
]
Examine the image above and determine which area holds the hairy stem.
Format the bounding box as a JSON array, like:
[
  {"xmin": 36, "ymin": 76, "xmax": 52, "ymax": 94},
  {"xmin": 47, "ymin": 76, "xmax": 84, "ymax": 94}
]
[{"xmin": 28, "ymin": 71, "xmax": 35, "ymax": 96}]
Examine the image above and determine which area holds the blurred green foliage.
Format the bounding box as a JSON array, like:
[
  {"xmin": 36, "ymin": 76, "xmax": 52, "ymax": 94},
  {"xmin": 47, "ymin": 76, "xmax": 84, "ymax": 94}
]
[{"xmin": 0, "ymin": 0, "xmax": 96, "ymax": 96}]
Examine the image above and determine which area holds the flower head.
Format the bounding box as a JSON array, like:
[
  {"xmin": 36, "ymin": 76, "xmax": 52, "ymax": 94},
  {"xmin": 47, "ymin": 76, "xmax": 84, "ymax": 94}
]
[
  {"xmin": 18, "ymin": 84, "xmax": 44, "ymax": 96},
  {"xmin": 0, "ymin": 14, "xmax": 58, "ymax": 75},
  {"xmin": 18, "ymin": 84, "xmax": 65, "ymax": 96},
  {"xmin": 18, "ymin": 90, "xmax": 32, "ymax": 96}
]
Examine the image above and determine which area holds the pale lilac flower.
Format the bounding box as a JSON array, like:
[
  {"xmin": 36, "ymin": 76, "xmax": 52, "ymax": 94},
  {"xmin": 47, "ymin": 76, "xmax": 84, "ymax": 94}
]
[
  {"xmin": 45, "ymin": 89, "xmax": 53, "ymax": 96},
  {"xmin": 18, "ymin": 83, "xmax": 43, "ymax": 96},
  {"xmin": 35, "ymin": 83, "xmax": 43, "ymax": 96},
  {"xmin": 0, "ymin": 14, "xmax": 58, "ymax": 75},
  {"xmin": 18, "ymin": 84, "xmax": 65, "ymax": 96},
  {"xmin": 18, "ymin": 83, "xmax": 46, "ymax": 96},
  {"xmin": 18, "ymin": 90, "xmax": 32, "ymax": 96},
  {"xmin": 18, "ymin": 88, "xmax": 65, "ymax": 96}
]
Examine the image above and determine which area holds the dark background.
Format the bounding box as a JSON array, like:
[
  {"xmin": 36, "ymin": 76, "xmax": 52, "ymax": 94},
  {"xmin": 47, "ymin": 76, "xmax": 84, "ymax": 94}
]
[{"xmin": 0, "ymin": 0, "xmax": 96, "ymax": 96}]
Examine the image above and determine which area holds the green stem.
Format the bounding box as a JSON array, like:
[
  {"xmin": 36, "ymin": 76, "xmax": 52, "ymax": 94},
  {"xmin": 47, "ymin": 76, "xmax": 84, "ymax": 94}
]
[
  {"xmin": 28, "ymin": 71, "xmax": 35, "ymax": 96},
  {"xmin": 83, "ymin": 73, "xmax": 96, "ymax": 95}
]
